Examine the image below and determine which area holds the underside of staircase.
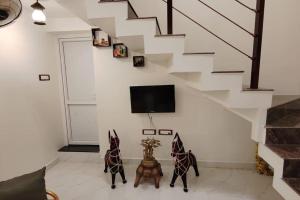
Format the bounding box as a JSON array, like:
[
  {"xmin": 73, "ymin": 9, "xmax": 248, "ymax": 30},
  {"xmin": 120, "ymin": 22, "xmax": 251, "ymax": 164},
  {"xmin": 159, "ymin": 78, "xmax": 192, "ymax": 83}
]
[{"xmin": 54, "ymin": 0, "xmax": 299, "ymax": 199}]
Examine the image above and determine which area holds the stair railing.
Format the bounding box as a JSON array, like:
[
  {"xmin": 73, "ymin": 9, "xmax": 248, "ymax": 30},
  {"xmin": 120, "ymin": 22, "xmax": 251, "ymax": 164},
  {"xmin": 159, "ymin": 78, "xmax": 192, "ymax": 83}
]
[{"xmin": 164, "ymin": 0, "xmax": 266, "ymax": 89}]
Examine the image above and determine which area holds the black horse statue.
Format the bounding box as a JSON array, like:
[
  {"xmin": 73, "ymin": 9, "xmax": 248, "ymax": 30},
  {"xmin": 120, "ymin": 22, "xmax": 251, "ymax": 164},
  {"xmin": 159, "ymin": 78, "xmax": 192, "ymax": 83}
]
[
  {"xmin": 170, "ymin": 133, "xmax": 199, "ymax": 192},
  {"xmin": 104, "ymin": 130, "xmax": 127, "ymax": 189}
]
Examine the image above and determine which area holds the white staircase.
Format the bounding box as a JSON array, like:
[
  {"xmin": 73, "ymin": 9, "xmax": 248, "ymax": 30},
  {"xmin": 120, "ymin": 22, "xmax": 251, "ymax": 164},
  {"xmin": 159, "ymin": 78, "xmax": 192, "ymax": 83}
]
[{"xmin": 54, "ymin": 0, "xmax": 299, "ymax": 199}]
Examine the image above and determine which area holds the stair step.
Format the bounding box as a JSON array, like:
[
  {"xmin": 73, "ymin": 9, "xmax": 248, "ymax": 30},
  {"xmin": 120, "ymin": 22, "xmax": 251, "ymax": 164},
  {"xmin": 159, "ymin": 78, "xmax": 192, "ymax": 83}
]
[
  {"xmin": 267, "ymin": 98, "xmax": 300, "ymax": 127},
  {"xmin": 212, "ymin": 70, "xmax": 244, "ymax": 74},
  {"xmin": 127, "ymin": 17, "xmax": 161, "ymax": 35},
  {"xmin": 283, "ymin": 160, "xmax": 300, "ymax": 178},
  {"xmin": 155, "ymin": 34, "xmax": 186, "ymax": 37},
  {"xmin": 242, "ymin": 87, "xmax": 274, "ymax": 92},
  {"xmin": 266, "ymin": 144, "xmax": 300, "ymax": 159},
  {"xmin": 267, "ymin": 114, "xmax": 300, "ymax": 128},
  {"xmin": 183, "ymin": 52, "xmax": 215, "ymax": 55},
  {"xmin": 266, "ymin": 128, "xmax": 300, "ymax": 145},
  {"xmin": 283, "ymin": 178, "xmax": 300, "ymax": 195}
]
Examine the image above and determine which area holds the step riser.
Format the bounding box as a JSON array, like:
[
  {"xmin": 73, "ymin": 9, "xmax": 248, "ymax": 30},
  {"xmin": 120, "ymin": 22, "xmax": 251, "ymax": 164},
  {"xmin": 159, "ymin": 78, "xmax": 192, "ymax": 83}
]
[
  {"xmin": 267, "ymin": 98, "xmax": 300, "ymax": 125},
  {"xmin": 87, "ymin": 0, "xmax": 128, "ymax": 20},
  {"xmin": 116, "ymin": 20, "xmax": 157, "ymax": 38},
  {"xmin": 284, "ymin": 160, "xmax": 300, "ymax": 178},
  {"xmin": 266, "ymin": 128, "xmax": 300, "ymax": 145}
]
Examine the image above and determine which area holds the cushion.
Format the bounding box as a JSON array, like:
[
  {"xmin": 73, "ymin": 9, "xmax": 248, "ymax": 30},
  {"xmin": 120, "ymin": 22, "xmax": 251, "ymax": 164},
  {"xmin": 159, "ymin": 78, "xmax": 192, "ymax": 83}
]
[{"xmin": 0, "ymin": 167, "xmax": 47, "ymax": 200}]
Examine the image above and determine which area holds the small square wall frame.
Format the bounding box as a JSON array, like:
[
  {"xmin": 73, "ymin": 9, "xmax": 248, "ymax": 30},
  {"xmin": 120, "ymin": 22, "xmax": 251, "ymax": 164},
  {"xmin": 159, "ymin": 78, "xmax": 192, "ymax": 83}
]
[
  {"xmin": 113, "ymin": 43, "xmax": 128, "ymax": 58},
  {"xmin": 92, "ymin": 28, "xmax": 111, "ymax": 47}
]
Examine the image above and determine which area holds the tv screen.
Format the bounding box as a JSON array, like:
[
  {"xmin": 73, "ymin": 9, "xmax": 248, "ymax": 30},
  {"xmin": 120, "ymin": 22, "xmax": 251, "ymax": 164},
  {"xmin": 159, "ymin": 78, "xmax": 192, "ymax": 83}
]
[{"xmin": 130, "ymin": 85, "xmax": 175, "ymax": 113}]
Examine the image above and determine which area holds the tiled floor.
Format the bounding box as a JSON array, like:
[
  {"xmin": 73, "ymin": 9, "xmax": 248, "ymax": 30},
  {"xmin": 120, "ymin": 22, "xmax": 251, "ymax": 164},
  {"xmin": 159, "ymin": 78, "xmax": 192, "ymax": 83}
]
[{"xmin": 46, "ymin": 155, "xmax": 283, "ymax": 200}]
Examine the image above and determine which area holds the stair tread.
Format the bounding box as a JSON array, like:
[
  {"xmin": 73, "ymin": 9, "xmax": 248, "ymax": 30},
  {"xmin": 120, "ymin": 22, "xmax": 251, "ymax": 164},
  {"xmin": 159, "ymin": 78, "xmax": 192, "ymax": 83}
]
[
  {"xmin": 266, "ymin": 144, "xmax": 300, "ymax": 159},
  {"xmin": 155, "ymin": 34, "xmax": 186, "ymax": 37},
  {"xmin": 212, "ymin": 70, "xmax": 244, "ymax": 74},
  {"xmin": 127, "ymin": 17, "xmax": 158, "ymax": 20},
  {"xmin": 183, "ymin": 52, "xmax": 215, "ymax": 55},
  {"xmin": 283, "ymin": 178, "xmax": 300, "ymax": 195},
  {"xmin": 242, "ymin": 87, "xmax": 274, "ymax": 92}
]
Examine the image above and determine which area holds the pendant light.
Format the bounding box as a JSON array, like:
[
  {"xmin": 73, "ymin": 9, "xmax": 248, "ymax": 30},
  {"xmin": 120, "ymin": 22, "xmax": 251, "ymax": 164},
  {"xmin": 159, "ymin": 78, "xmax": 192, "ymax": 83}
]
[{"xmin": 31, "ymin": 0, "xmax": 46, "ymax": 25}]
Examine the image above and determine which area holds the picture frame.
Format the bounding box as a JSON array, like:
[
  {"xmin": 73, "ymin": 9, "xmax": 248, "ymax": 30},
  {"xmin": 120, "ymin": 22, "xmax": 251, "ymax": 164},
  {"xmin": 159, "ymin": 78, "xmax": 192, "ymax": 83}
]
[
  {"xmin": 113, "ymin": 43, "xmax": 128, "ymax": 58},
  {"xmin": 92, "ymin": 28, "xmax": 111, "ymax": 47},
  {"xmin": 142, "ymin": 129, "xmax": 156, "ymax": 135},
  {"xmin": 158, "ymin": 129, "xmax": 173, "ymax": 136},
  {"xmin": 133, "ymin": 56, "xmax": 145, "ymax": 67}
]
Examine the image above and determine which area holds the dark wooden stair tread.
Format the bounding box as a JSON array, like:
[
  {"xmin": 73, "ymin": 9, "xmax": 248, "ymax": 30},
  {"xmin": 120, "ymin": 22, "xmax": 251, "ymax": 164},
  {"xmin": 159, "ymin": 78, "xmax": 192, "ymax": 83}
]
[
  {"xmin": 212, "ymin": 70, "xmax": 244, "ymax": 74},
  {"xmin": 183, "ymin": 52, "xmax": 215, "ymax": 55},
  {"xmin": 127, "ymin": 17, "xmax": 158, "ymax": 20},
  {"xmin": 155, "ymin": 34, "xmax": 186, "ymax": 37},
  {"xmin": 242, "ymin": 87, "xmax": 274, "ymax": 92},
  {"xmin": 283, "ymin": 178, "xmax": 300, "ymax": 195},
  {"xmin": 266, "ymin": 144, "xmax": 300, "ymax": 159}
]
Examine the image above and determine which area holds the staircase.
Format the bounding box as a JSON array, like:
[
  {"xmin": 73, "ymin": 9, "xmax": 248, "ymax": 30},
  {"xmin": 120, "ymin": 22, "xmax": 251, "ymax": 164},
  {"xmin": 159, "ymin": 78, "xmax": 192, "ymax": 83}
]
[
  {"xmin": 259, "ymin": 98, "xmax": 300, "ymax": 199},
  {"xmin": 54, "ymin": 0, "xmax": 299, "ymax": 199}
]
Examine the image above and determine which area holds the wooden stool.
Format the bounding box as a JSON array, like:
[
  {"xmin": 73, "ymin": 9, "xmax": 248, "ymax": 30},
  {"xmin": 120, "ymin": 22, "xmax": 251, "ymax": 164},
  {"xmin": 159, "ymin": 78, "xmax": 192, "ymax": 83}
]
[{"xmin": 134, "ymin": 159, "xmax": 163, "ymax": 188}]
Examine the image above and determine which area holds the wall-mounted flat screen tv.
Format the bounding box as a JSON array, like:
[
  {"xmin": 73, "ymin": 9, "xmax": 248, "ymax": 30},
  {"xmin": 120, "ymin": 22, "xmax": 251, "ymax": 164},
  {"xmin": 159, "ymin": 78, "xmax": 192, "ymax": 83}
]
[{"xmin": 130, "ymin": 85, "xmax": 175, "ymax": 113}]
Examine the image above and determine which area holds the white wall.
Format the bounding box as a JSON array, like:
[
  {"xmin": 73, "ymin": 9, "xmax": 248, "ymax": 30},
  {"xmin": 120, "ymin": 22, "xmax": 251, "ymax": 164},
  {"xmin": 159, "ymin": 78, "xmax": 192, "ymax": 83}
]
[
  {"xmin": 0, "ymin": 9, "xmax": 64, "ymax": 180},
  {"xmin": 93, "ymin": 48, "xmax": 256, "ymax": 165},
  {"xmin": 130, "ymin": 0, "xmax": 300, "ymax": 95}
]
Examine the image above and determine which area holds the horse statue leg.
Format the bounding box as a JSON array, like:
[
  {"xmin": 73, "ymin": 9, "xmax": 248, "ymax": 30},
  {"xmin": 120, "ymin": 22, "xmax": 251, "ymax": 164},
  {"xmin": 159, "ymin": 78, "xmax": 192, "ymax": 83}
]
[
  {"xmin": 190, "ymin": 152, "xmax": 200, "ymax": 176},
  {"xmin": 170, "ymin": 170, "xmax": 178, "ymax": 187},
  {"xmin": 104, "ymin": 151, "xmax": 109, "ymax": 173},
  {"xmin": 119, "ymin": 166, "xmax": 127, "ymax": 184},
  {"xmin": 111, "ymin": 173, "xmax": 116, "ymax": 189},
  {"xmin": 181, "ymin": 173, "xmax": 188, "ymax": 192}
]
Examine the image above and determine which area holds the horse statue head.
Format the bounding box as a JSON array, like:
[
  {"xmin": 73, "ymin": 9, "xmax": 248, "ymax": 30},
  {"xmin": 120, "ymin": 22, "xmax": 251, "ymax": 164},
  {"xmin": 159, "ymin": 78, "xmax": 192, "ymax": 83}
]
[
  {"xmin": 109, "ymin": 129, "xmax": 120, "ymax": 150},
  {"xmin": 171, "ymin": 133, "xmax": 185, "ymax": 157}
]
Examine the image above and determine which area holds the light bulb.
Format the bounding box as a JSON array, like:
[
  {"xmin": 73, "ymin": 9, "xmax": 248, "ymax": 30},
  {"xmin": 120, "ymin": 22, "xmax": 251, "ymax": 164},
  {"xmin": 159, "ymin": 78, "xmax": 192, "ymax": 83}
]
[{"xmin": 32, "ymin": 9, "xmax": 46, "ymax": 25}]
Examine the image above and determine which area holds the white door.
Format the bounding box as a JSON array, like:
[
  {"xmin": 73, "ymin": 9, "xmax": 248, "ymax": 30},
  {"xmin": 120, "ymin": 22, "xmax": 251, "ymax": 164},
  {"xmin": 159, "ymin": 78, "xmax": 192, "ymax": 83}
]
[{"xmin": 60, "ymin": 39, "xmax": 99, "ymax": 145}]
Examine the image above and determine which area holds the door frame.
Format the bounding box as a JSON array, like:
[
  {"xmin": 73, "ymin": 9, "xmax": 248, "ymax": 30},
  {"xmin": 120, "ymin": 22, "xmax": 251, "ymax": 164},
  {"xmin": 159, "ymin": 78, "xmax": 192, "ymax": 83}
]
[{"xmin": 58, "ymin": 37, "xmax": 99, "ymax": 145}]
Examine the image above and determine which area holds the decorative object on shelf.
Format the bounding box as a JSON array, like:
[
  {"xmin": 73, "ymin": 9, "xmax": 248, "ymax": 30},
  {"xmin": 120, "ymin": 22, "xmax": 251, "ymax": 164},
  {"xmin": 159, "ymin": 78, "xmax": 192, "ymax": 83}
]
[
  {"xmin": 142, "ymin": 129, "xmax": 156, "ymax": 135},
  {"xmin": 104, "ymin": 130, "xmax": 127, "ymax": 189},
  {"xmin": 0, "ymin": 0, "xmax": 22, "ymax": 28},
  {"xmin": 158, "ymin": 129, "xmax": 173, "ymax": 136},
  {"xmin": 170, "ymin": 133, "xmax": 199, "ymax": 192},
  {"xmin": 113, "ymin": 43, "xmax": 128, "ymax": 58},
  {"xmin": 31, "ymin": 0, "xmax": 46, "ymax": 25},
  {"xmin": 39, "ymin": 74, "xmax": 50, "ymax": 81},
  {"xmin": 92, "ymin": 28, "xmax": 111, "ymax": 47},
  {"xmin": 134, "ymin": 138, "xmax": 163, "ymax": 188},
  {"xmin": 255, "ymin": 144, "xmax": 273, "ymax": 176},
  {"xmin": 133, "ymin": 56, "xmax": 144, "ymax": 67}
]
